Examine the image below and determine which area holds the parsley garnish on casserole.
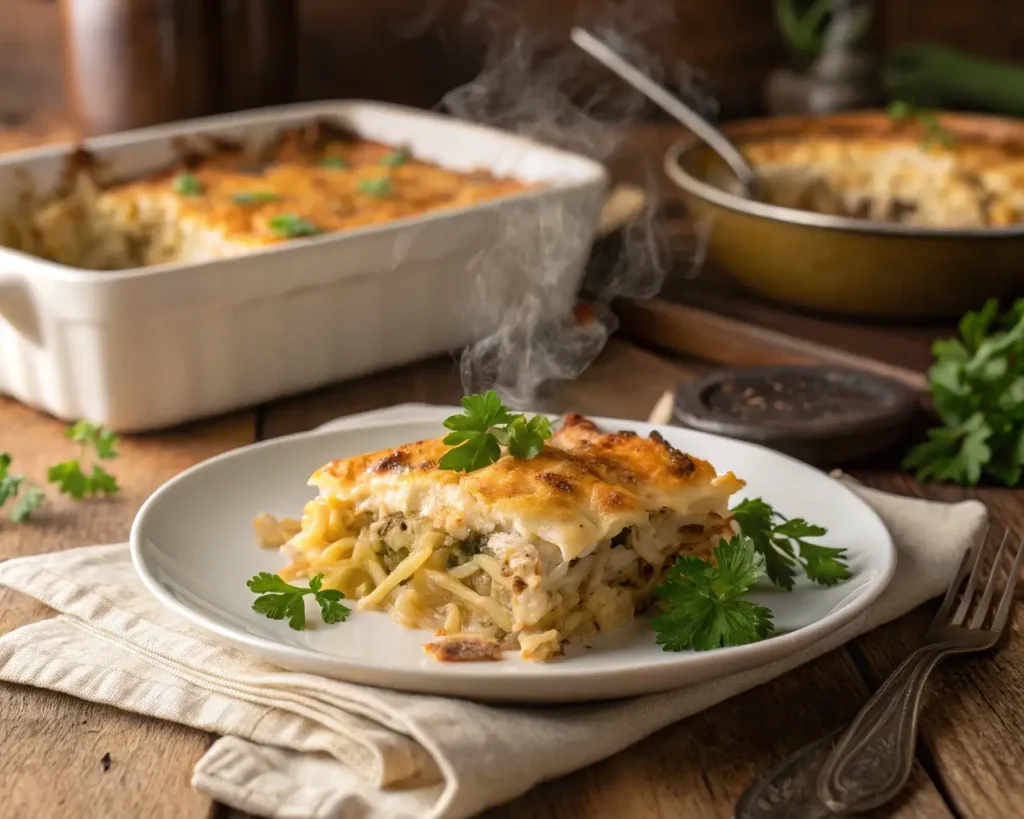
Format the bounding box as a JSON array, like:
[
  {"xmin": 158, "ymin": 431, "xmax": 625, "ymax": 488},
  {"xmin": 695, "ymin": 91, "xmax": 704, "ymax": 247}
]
[
  {"xmin": 254, "ymin": 413, "xmax": 744, "ymax": 662},
  {"xmin": 5, "ymin": 123, "xmax": 530, "ymax": 271}
]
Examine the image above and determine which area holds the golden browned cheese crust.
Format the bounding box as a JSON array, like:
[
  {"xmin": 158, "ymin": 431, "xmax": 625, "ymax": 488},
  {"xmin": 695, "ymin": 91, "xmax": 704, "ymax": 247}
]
[
  {"xmin": 7, "ymin": 121, "xmax": 532, "ymax": 269},
  {"xmin": 739, "ymin": 135, "xmax": 1024, "ymax": 227},
  {"xmin": 121, "ymin": 139, "xmax": 528, "ymax": 247},
  {"xmin": 312, "ymin": 413, "xmax": 743, "ymax": 561}
]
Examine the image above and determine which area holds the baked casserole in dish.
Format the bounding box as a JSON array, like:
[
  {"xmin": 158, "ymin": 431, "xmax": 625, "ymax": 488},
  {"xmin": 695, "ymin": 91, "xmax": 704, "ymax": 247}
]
[
  {"xmin": 745, "ymin": 135, "xmax": 1024, "ymax": 229},
  {"xmin": 6, "ymin": 122, "xmax": 531, "ymax": 270},
  {"xmin": 0, "ymin": 101, "xmax": 606, "ymax": 431},
  {"xmin": 664, "ymin": 111, "xmax": 1024, "ymax": 318}
]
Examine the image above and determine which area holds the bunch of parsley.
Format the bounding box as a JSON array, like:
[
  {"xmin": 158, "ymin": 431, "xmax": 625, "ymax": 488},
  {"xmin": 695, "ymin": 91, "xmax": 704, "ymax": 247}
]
[
  {"xmin": 654, "ymin": 499, "xmax": 849, "ymax": 651},
  {"xmin": 0, "ymin": 421, "xmax": 120, "ymax": 523},
  {"xmin": 905, "ymin": 298, "xmax": 1024, "ymax": 486}
]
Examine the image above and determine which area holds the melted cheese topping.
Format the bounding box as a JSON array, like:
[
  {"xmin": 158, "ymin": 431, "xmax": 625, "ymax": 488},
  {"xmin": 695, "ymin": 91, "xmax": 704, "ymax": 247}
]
[
  {"xmin": 6, "ymin": 128, "xmax": 530, "ymax": 270},
  {"xmin": 311, "ymin": 413, "xmax": 743, "ymax": 563},
  {"xmin": 736, "ymin": 135, "xmax": 1024, "ymax": 228}
]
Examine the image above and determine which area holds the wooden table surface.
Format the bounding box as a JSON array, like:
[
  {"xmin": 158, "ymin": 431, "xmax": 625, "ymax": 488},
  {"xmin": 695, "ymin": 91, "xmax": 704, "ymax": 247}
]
[{"xmin": 2, "ymin": 123, "xmax": 1024, "ymax": 819}]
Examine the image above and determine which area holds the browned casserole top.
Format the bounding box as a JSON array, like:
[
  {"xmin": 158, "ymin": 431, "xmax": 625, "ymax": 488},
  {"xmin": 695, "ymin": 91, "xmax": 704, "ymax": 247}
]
[
  {"xmin": 737, "ymin": 135, "xmax": 1024, "ymax": 228},
  {"xmin": 4, "ymin": 120, "xmax": 533, "ymax": 270}
]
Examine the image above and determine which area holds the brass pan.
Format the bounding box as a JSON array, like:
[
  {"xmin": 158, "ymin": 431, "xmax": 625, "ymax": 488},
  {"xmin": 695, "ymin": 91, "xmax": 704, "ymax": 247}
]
[{"xmin": 664, "ymin": 111, "xmax": 1024, "ymax": 319}]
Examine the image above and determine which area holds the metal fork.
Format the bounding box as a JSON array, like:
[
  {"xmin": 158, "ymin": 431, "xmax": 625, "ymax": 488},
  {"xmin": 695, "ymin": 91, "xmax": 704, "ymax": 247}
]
[
  {"xmin": 815, "ymin": 529, "xmax": 1024, "ymax": 813},
  {"xmin": 735, "ymin": 528, "xmax": 1024, "ymax": 818}
]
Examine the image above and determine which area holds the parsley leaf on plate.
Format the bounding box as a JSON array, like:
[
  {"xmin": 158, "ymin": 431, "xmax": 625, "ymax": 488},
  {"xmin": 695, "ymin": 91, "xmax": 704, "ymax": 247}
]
[
  {"xmin": 731, "ymin": 498, "xmax": 849, "ymax": 590},
  {"xmin": 652, "ymin": 535, "xmax": 775, "ymax": 651},
  {"xmin": 247, "ymin": 572, "xmax": 351, "ymax": 630},
  {"xmin": 437, "ymin": 391, "xmax": 552, "ymax": 472},
  {"xmin": 905, "ymin": 298, "xmax": 1024, "ymax": 487}
]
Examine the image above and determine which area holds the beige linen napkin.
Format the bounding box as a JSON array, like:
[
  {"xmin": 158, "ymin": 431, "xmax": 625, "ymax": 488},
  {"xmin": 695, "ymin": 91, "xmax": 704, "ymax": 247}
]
[{"xmin": 0, "ymin": 405, "xmax": 988, "ymax": 819}]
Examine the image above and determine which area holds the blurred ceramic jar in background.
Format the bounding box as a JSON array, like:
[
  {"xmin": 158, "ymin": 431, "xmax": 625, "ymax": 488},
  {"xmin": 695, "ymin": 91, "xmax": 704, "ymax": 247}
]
[{"xmin": 59, "ymin": 0, "xmax": 298, "ymax": 136}]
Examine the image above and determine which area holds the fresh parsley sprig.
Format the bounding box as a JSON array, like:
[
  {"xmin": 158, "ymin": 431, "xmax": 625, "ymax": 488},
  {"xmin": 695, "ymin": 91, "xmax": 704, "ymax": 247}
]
[
  {"xmin": 267, "ymin": 213, "xmax": 320, "ymax": 239},
  {"xmin": 357, "ymin": 176, "xmax": 394, "ymax": 198},
  {"xmin": 247, "ymin": 572, "xmax": 351, "ymax": 630},
  {"xmin": 172, "ymin": 172, "xmax": 204, "ymax": 196},
  {"xmin": 1, "ymin": 421, "xmax": 120, "ymax": 523},
  {"xmin": 438, "ymin": 391, "xmax": 553, "ymax": 472},
  {"xmin": 380, "ymin": 147, "xmax": 411, "ymax": 168},
  {"xmin": 232, "ymin": 191, "xmax": 281, "ymax": 206},
  {"xmin": 0, "ymin": 453, "xmax": 45, "ymax": 523},
  {"xmin": 652, "ymin": 535, "xmax": 775, "ymax": 651},
  {"xmin": 905, "ymin": 298, "xmax": 1024, "ymax": 487},
  {"xmin": 319, "ymin": 156, "xmax": 350, "ymax": 169},
  {"xmin": 731, "ymin": 497, "xmax": 849, "ymax": 590},
  {"xmin": 48, "ymin": 420, "xmax": 120, "ymax": 499},
  {"xmin": 888, "ymin": 100, "xmax": 955, "ymax": 149}
]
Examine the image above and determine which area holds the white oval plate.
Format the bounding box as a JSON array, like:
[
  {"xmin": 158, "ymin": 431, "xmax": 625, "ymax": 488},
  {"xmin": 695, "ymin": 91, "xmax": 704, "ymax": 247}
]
[{"xmin": 131, "ymin": 410, "xmax": 896, "ymax": 703}]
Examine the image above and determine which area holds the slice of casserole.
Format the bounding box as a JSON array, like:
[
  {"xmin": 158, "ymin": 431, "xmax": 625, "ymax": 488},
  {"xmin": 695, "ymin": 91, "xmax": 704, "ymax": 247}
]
[{"xmin": 257, "ymin": 413, "xmax": 744, "ymax": 661}]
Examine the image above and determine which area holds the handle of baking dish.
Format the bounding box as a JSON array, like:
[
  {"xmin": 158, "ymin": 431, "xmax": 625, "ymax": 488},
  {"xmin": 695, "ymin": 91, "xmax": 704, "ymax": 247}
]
[{"xmin": 0, "ymin": 266, "xmax": 41, "ymax": 344}]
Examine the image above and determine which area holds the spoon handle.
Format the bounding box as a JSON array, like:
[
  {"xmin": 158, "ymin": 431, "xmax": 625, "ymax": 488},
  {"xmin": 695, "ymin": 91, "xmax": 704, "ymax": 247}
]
[{"xmin": 570, "ymin": 27, "xmax": 757, "ymax": 192}]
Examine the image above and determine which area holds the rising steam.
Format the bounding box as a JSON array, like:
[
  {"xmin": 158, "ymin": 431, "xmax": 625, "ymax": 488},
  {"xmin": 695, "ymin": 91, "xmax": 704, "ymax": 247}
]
[{"xmin": 438, "ymin": 2, "xmax": 715, "ymax": 408}]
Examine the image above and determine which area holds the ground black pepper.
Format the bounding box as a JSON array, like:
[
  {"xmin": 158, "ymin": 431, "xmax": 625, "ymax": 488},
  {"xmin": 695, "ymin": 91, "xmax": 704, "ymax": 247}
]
[{"xmin": 706, "ymin": 371, "xmax": 879, "ymax": 423}]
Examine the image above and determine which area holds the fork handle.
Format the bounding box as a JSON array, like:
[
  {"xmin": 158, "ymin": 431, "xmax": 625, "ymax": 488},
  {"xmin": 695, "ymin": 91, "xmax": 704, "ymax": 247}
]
[{"xmin": 815, "ymin": 643, "xmax": 950, "ymax": 813}]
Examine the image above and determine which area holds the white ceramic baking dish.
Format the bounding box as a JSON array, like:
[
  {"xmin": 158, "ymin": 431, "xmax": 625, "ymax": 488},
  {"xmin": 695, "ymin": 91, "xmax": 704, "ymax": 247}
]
[{"xmin": 0, "ymin": 101, "xmax": 607, "ymax": 431}]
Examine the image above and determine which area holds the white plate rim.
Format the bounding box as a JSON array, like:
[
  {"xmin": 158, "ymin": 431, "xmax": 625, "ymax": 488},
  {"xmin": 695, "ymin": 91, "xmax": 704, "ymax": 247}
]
[{"xmin": 130, "ymin": 410, "xmax": 897, "ymax": 701}]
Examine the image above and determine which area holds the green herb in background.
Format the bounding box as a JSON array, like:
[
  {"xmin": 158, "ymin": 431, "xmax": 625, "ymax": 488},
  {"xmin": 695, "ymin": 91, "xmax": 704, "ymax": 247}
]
[
  {"xmin": 357, "ymin": 176, "xmax": 394, "ymax": 198},
  {"xmin": 730, "ymin": 497, "xmax": 849, "ymax": 590},
  {"xmin": 438, "ymin": 391, "xmax": 553, "ymax": 472},
  {"xmin": 11, "ymin": 486, "xmax": 45, "ymax": 523},
  {"xmin": 380, "ymin": 147, "xmax": 411, "ymax": 168},
  {"xmin": 774, "ymin": 0, "xmax": 873, "ymax": 57},
  {"xmin": 905, "ymin": 298, "xmax": 1024, "ymax": 487},
  {"xmin": 247, "ymin": 572, "xmax": 351, "ymax": 630},
  {"xmin": 48, "ymin": 421, "xmax": 120, "ymax": 499},
  {"xmin": 171, "ymin": 173, "xmax": 204, "ymax": 196},
  {"xmin": 888, "ymin": 99, "xmax": 956, "ymax": 149},
  {"xmin": 1, "ymin": 421, "xmax": 121, "ymax": 522},
  {"xmin": 267, "ymin": 213, "xmax": 321, "ymax": 239},
  {"xmin": 653, "ymin": 535, "xmax": 775, "ymax": 651},
  {"xmin": 319, "ymin": 156, "xmax": 350, "ymax": 169},
  {"xmin": 0, "ymin": 453, "xmax": 44, "ymax": 522},
  {"xmin": 232, "ymin": 191, "xmax": 281, "ymax": 206}
]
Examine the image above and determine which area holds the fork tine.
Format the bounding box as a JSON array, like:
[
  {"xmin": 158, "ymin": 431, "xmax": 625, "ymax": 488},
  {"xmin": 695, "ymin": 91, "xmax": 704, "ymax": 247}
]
[
  {"xmin": 991, "ymin": 535, "xmax": 1024, "ymax": 634},
  {"xmin": 970, "ymin": 530, "xmax": 1011, "ymax": 629},
  {"xmin": 951, "ymin": 533, "xmax": 994, "ymax": 626},
  {"xmin": 934, "ymin": 545, "xmax": 979, "ymax": 625}
]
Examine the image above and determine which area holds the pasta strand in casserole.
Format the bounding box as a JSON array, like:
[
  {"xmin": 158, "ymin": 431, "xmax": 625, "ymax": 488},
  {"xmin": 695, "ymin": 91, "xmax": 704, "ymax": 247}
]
[{"xmin": 256, "ymin": 413, "xmax": 744, "ymax": 661}]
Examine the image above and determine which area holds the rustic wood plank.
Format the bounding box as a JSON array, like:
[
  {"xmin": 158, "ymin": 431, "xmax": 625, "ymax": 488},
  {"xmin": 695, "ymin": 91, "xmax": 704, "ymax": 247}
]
[
  {"xmin": 0, "ymin": 396, "xmax": 255, "ymax": 819},
  {"xmin": 844, "ymin": 471, "xmax": 1024, "ymax": 819},
  {"xmin": 260, "ymin": 340, "xmax": 951, "ymax": 818},
  {"xmin": 484, "ymin": 649, "xmax": 949, "ymax": 819}
]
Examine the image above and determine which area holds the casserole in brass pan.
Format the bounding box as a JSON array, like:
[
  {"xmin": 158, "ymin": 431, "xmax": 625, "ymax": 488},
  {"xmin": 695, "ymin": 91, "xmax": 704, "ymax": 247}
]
[{"xmin": 664, "ymin": 111, "xmax": 1024, "ymax": 319}]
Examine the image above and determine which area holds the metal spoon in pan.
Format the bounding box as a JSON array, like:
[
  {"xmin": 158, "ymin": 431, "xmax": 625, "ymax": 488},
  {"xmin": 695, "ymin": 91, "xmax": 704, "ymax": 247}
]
[{"xmin": 570, "ymin": 27, "xmax": 758, "ymax": 198}]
